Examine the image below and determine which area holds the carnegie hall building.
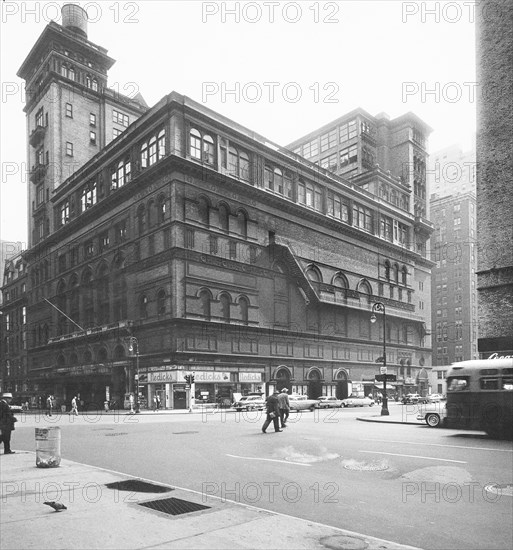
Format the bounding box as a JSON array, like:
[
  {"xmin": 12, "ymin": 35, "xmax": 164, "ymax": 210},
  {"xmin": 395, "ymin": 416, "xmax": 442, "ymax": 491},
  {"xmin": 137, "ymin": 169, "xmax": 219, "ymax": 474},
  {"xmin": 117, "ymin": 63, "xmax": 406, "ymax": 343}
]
[{"xmin": 1, "ymin": 5, "xmax": 434, "ymax": 409}]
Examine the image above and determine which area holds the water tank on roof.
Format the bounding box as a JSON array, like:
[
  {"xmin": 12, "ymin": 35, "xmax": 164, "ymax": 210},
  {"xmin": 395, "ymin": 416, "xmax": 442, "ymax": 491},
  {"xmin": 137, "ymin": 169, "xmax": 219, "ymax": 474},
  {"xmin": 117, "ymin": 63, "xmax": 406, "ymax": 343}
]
[{"xmin": 61, "ymin": 4, "xmax": 88, "ymax": 38}]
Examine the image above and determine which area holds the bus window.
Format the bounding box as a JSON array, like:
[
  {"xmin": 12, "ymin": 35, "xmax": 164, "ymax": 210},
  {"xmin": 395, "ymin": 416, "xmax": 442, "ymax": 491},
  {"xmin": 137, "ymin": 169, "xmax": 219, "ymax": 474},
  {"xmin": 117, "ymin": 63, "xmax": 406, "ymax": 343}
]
[
  {"xmin": 502, "ymin": 378, "xmax": 513, "ymax": 391},
  {"xmin": 480, "ymin": 378, "xmax": 499, "ymax": 390},
  {"xmin": 447, "ymin": 378, "xmax": 468, "ymax": 391},
  {"xmin": 480, "ymin": 369, "xmax": 498, "ymax": 375}
]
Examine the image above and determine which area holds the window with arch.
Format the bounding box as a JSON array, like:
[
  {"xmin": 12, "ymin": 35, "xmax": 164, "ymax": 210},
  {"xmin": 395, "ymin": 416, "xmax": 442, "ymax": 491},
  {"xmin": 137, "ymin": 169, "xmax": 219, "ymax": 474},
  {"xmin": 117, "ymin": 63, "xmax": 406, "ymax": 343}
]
[
  {"xmin": 189, "ymin": 128, "xmax": 215, "ymax": 164},
  {"xmin": 157, "ymin": 289, "xmax": 166, "ymax": 315},
  {"xmin": 83, "ymin": 349, "xmax": 93, "ymax": 364},
  {"xmin": 298, "ymin": 179, "xmax": 322, "ymax": 211},
  {"xmin": 141, "ymin": 129, "xmax": 166, "ymax": 169},
  {"xmin": 198, "ymin": 197, "xmax": 210, "ymax": 225},
  {"xmin": 111, "ymin": 157, "xmax": 131, "ymax": 190},
  {"xmin": 158, "ymin": 195, "xmax": 166, "ymax": 224},
  {"xmin": 220, "ymin": 293, "xmax": 231, "ymax": 322},
  {"xmin": 56, "ymin": 279, "xmax": 67, "ymax": 335},
  {"xmin": 384, "ymin": 261, "xmax": 391, "ymax": 280},
  {"xmin": 357, "ymin": 280, "xmax": 372, "ymax": 299},
  {"xmin": 265, "ymin": 165, "xmax": 292, "ymax": 198},
  {"xmin": 69, "ymin": 274, "xmax": 79, "ymax": 325},
  {"xmin": 333, "ymin": 273, "xmax": 348, "ymax": 288},
  {"xmin": 97, "ymin": 347, "xmax": 108, "ymax": 363},
  {"xmin": 239, "ymin": 296, "xmax": 249, "ymax": 325},
  {"xmin": 97, "ymin": 263, "xmax": 110, "ymax": 324},
  {"xmin": 218, "ymin": 203, "xmax": 230, "ymax": 232},
  {"xmin": 393, "ymin": 264, "xmax": 400, "ymax": 283},
  {"xmin": 147, "ymin": 199, "xmax": 156, "ymax": 228},
  {"xmin": 306, "ymin": 266, "xmax": 322, "ymax": 283},
  {"xmin": 91, "ymin": 79, "xmax": 98, "ymax": 91},
  {"xmin": 228, "ymin": 147, "xmax": 250, "ymax": 180},
  {"xmin": 237, "ymin": 210, "xmax": 248, "ymax": 238},
  {"xmin": 402, "ymin": 266, "xmax": 408, "ymax": 286},
  {"xmin": 139, "ymin": 295, "xmax": 148, "ymax": 318},
  {"xmin": 137, "ymin": 205, "xmax": 146, "ymax": 234},
  {"xmin": 199, "ymin": 290, "xmax": 211, "ymax": 319}
]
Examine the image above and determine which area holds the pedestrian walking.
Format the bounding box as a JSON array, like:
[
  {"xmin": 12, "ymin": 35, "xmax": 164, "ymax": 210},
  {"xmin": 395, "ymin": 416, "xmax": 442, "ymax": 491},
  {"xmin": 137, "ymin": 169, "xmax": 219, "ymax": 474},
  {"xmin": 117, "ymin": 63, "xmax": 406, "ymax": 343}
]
[
  {"xmin": 156, "ymin": 394, "xmax": 161, "ymax": 410},
  {"xmin": 277, "ymin": 388, "xmax": 290, "ymax": 428},
  {"xmin": 153, "ymin": 395, "xmax": 159, "ymax": 412},
  {"xmin": 0, "ymin": 392, "xmax": 17, "ymax": 454},
  {"xmin": 70, "ymin": 395, "xmax": 79, "ymax": 416},
  {"xmin": 262, "ymin": 390, "xmax": 282, "ymax": 433},
  {"xmin": 46, "ymin": 395, "xmax": 53, "ymax": 416}
]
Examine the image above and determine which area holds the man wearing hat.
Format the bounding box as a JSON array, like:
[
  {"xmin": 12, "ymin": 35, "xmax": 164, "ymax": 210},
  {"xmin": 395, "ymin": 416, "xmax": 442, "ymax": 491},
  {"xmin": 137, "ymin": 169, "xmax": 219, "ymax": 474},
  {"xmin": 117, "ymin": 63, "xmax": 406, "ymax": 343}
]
[
  {"xmin": 261, "ymin": 390, "xmax": 282, "ymax": 433},
  {"xmin": 277, "ymin": 388, "xmax": 290, "ymax": 428},
  {"xmin": 0, "ymin": 392, "xmax": 17, "ymax": 454}
]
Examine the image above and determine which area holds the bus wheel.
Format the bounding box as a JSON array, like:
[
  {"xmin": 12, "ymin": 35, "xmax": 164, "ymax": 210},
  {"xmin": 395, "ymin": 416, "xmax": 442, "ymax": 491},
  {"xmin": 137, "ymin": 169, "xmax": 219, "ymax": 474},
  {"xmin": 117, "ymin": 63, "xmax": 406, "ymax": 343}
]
[{"xmin": 426, "ymin": 413, "xmax": 440, "ymax": 427}]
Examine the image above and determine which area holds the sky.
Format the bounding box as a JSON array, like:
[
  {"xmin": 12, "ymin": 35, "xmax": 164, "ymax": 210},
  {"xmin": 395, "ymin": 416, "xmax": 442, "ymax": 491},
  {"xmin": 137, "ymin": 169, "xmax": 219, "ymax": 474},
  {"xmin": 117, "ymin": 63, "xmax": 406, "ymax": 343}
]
[{"xmin": 0, "ymin": 0, "xmax": 477, "ymax": 245}]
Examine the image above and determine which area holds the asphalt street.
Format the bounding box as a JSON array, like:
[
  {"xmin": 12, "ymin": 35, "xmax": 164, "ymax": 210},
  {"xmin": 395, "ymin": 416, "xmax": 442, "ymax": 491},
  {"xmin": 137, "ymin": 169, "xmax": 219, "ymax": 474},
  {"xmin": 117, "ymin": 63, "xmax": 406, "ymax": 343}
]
[{"xmin": 11, "ymin": 405, "xmax": 513, "ymax": 550}]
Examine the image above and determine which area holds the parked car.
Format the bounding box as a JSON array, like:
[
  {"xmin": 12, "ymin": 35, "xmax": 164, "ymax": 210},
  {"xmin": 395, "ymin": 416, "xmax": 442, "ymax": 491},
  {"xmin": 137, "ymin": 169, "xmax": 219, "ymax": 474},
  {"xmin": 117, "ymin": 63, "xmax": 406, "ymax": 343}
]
[
  {"xmin": 288, "ymin": 395, "xmax": 319, "ymax": 411},
  {"xmin": 426, "ymin": 393, "xmax": 446, "ymax": 403},
  {"xmin": 316, "ymin": 396, "xmax": 343, "ymax": 408},
  {"xmin": 9, "ymin": 404, "xmax": 24, "ymax": 413},
  {"xmin": 233, "ymin": 395, "xmax": 266, "ymax": 412},
  {"xmin": 341, "ymin": 395, "xmax": 375, "ymax": 407},
  {"xmin": 402, "ymin": 393, "xmax": 422, "ymax": 404},
  {"xmin": 417, "ymin": 402, "xmax": 447, "ymax": 427}
]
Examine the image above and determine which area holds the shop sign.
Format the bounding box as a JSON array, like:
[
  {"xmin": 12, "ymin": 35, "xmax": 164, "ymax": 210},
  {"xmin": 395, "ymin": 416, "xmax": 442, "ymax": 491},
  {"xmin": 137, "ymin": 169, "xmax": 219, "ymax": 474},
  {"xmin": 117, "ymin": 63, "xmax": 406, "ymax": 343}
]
[
  {"xmin": 239, "ymin": 372, "xmax": 262, "ymax": 382},
  {"xmin": 148, "ymin": 371, "xmax": 180, "ymax": 383},
  {"xmin": 486, "ymin": 352, "xmax": 513, "ymax": 360},
  {"xmin": 194, "ymin": 371, "xmax": 231, "ymax": 383}
]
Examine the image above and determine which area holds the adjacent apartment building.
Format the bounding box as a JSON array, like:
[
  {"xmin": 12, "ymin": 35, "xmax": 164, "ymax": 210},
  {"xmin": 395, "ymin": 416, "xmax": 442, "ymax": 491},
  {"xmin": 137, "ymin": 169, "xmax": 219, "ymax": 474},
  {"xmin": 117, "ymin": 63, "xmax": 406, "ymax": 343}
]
[{"xmin": 0, "ymin": 5, "xmax": 434, "ymax": 409}]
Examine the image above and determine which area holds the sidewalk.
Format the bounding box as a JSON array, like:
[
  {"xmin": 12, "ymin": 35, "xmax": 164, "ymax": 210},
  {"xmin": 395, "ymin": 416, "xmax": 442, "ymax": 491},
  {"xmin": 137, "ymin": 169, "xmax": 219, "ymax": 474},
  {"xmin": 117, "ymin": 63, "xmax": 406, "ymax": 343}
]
[
  {"xmin": 0, "ymin": 452, "xmax": 422, "ymax": 550},
  {"xmin": 357, "ymin": 402, "xmax": 426, "ymax": 425}
]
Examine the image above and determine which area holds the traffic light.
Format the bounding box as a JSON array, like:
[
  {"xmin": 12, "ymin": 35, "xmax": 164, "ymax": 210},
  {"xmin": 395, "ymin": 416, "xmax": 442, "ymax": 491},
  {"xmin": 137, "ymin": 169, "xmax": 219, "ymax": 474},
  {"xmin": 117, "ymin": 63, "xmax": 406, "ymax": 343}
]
[
  {"xmin": 190, "ymin": 374, "xmax": 195, "ymax": 383},
  {"xmin": 184, "ymin": 374, "xmax": 190, "ymax": 384}
]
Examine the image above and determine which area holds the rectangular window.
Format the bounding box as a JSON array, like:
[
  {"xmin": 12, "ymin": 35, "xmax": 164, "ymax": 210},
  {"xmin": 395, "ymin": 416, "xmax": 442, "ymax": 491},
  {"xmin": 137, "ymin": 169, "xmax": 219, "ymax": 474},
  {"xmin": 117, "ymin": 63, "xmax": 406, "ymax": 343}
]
[
  {"xmin": 36, "ymin": 108, "xmax": 44, "ymax": 127},
  {"xmin": 99, "ymin": 232, "xmax": 110, "ymax": 252},
  {"xmin": 113, "ymin": 110, "xmax": 130, "ymax": 127},
  {"xmin": 90, "ymin": 113, "xmax": 97, "ymax": 126},
  {"xmin": 327, "ymin": 192, "xmax": 349, "ymax": 222},
  {"xmin": 302, "ymin": 139, "xmax": 319, "ymax": 159},
  {"xmin": 113, "ymin": 128, "xmax": 122, "ymax": 138},
  {"xmin": 320, "ymin": 153, "xmax": 338, "ymax": 171},
  {"xmin": 65, "ymin": 103, "xmax": 73, "ymax": 118},
  {"xmin": 70, "ymin": 247, "xmax": 78, "ymax": 267},
  {"xmin": 60, "ymin": 200, "xmax": 70, "ymax": 225},
  {"xmin": 380, "ymin": 215, "xmax": 393, "ymax": 241},
  {"xmin": 84, "ymin": 241, "xmax": 94, "ymax": 258},
  {"xmin": 340, "ymin": 144, "xmax": 358, "ymax": 168},
  {"xmin": 353, "ymin": 204, "xmax": 373, "ymax": 232},
  {"xmin": 320, "ymin": 129, "xmax": 337, "ymax": 152},
  {"xmin": 209, "ymin": 236, "xmax": 218, "ymax": 255},
  {"xmin": 58, "ymin": 254, "xmax": 66, "ymax": 273},
  {"xmin": 339, "ymin": 120, "xmax": 357, "ymax": 143},
  {"xmin": 115, "ymin": 220, "xmax": 127, "ymax": 243},
  {"xmin": 90, "ymin": 131, "xmax": 97, "ymax": 145},
  {"xmin": 66, "ymin": 142, "xmax": 73, "ymax": 156},
  {"xmin": 185, "ymin": 229, "xmax": 195, "ymax": 249},
  {"xmin": 229, "ymin": 241, "xmax": 237, "ymax": 260}
]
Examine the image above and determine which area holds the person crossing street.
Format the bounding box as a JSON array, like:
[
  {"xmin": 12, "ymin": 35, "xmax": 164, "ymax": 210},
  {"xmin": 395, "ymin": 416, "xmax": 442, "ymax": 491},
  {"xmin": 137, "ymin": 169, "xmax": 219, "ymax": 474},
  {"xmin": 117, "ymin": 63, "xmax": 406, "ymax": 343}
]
[{"xmin": 277, "ymin": 388, "xmax": 290, "ymax": 428}]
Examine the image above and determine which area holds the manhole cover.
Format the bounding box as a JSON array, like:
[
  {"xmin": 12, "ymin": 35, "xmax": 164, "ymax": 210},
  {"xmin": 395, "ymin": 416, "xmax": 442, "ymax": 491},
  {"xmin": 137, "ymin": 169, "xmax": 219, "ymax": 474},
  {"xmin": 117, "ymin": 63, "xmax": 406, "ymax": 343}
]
[
  {"xmin": 320, "ymin": 534, "xmax": 368, "ymax": 550},
  {"xmin": 105, "ymin": 432, "xmax": 128, "ymax": 436},
  {"xmin": 105, "ymin": 480, "xmax": 173, "ymax": 493},
  {"xmin": 172, "ymin": 431, "xmax": 199, "ymax": 434},
  {"xmin": 342, "ymin": 459, "xmax": 389, "ymax": 471},
  {"xmin": 138, "ymin": 497, "xmax": 210, "ymax": 516},
  {"xmin": 484, "ymin": 483, "xmax": 513, "ymax": 497}
]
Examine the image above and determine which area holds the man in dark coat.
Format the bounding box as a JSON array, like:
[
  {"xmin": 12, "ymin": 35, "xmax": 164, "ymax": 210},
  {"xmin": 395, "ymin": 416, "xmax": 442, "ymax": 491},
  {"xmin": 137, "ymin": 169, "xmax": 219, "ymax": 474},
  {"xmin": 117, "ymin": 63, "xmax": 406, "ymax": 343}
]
[
  {"xmin": 262, "ymin": 390, "xmax": 282, "ymax": 433},
  {"xmin": 0, "ymin": 392, "xmax": 17, "ymax": 454}
]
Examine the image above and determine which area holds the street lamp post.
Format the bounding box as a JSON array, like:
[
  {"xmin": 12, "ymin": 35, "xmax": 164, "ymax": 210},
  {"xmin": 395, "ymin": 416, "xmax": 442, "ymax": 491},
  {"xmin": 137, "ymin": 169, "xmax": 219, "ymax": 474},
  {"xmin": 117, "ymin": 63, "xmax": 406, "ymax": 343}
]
[
  {"xmin": 370, "ymin": 302, "xmax": 390, "ymax": 416},
  {"xmin": 128, "ymin": 337, "xmax": 140, "ymax": 414}
]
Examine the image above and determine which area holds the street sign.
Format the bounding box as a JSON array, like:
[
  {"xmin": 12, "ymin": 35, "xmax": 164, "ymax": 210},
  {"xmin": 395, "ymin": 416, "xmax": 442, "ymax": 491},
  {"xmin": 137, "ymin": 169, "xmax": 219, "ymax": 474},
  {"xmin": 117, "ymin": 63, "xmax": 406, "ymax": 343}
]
[
  {"xmin": 380, "ymin": 366, "xmax": 387, "ymax": 374},
  {"xmin": 375, "ymin": 374, "xmax": 396, "ymax": 382}
]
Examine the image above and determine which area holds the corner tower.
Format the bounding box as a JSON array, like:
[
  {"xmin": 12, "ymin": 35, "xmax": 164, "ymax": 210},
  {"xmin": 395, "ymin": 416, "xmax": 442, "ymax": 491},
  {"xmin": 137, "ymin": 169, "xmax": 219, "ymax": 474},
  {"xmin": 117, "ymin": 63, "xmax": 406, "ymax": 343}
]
[{"xmin": 17, "ymin": 4, "xmax": 147, "ymax": 247}]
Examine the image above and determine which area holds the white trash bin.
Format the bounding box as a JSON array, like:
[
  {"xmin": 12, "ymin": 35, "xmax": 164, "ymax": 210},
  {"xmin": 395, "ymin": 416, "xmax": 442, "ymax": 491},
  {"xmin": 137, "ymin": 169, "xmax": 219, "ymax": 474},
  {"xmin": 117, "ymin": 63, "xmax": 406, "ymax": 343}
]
[{"xmin": 35, "ymin": 427, "xmax": 61, "ymax": 468}]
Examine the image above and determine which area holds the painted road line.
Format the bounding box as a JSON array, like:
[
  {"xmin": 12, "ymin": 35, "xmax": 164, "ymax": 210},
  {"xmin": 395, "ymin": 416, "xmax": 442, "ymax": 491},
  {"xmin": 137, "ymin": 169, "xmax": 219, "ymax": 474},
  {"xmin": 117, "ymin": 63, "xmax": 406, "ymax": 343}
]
[
  {"xmin": 359, "ymin": 450, "xmax": 467, "ymax": 463},
  {"xmin": 226, "ymin": 454, "xmax": 311, "ymax": 467},
  {"xmin": 360, "ymin": 439, "xmax": 513, "ymax": 452}
]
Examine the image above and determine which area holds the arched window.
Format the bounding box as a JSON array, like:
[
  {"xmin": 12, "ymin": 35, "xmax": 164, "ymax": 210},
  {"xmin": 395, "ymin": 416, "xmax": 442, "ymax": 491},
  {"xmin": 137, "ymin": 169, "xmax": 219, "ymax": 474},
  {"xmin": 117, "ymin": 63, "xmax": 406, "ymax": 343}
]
[
  {"xmin": 147, "ymin": 199, "xmax": 156, "ymax": 228},
  {"xmin": 190, "ymin": 129, "xmax": 202, "ymax": 159},
  {"xmin": 198, "ymin": 197, "xmax": 210, "ymax": 225},
  {"xmin": 60, "ymin": 64, "xmax": 68, "ymax": 78},
  {"xmin": 402, "ymin": 266, "xmax": 408, "ymax": 286},
  {"xmin": 139, "ymin": 295, "xmax": 148, "ymax": 318},
  {"xmin": 220, "ymin": 293, "xmax": 230, "ymax": 322},
  {"xmin": 333, "ymin": 273, "xmax": 348, "ymax": 288},
  {"xmin": 141, "ymin": 129, "xmax": 166, "ymax": 168},
  {"xmin": 384, "ymin": 261, "xmax": 391, "ymax": 281},
  {"xmin": 68, "ymin": 66, "xmax": 75, "ymax": 81},
  {"xmin": 97, "ymin": 263, "xmax": 110, "ymax": 325},
  {"xmin": 203, "ymin": 135, "xmax": 214, "ymax": 164},
  {"xmin": 306, "ymin": 266, "xmax": 322, "ymax": 283},
  {"xmin": 157, "ymin": 290, "xmax": 166, "ymax": 315},
  {"xmin": 57, "ymin": 280, "xmax": 67, "ymax": 335},
  {"xmin": 137, "ymin": 205, "xmax": 146, "ymax": 234},
  {"xmin": 92, "ymin": 79, "xmax": 98, "ymax": 91},
  {"xmin": 83, "ymin": 349, "xmax": 93, "ymax": 364},
  {"xmin": 69, "ymin": 274, "xmax": 79, "ymax": 326},
  {"xmin": 158, "ymin": 195, "xmax": 166, "ymax": 224},
  {"xmin": 357, "ymin": 279, "xmax": 373, "ymax": 300},
  {"xmin": 218, "ymin": 203, "xmax": 229, "ymax": 232},
  {"xmin": 237, "ymin": 210, "xmax": 247, "ymax": 238},
  {"xmin": 199, "ymin": 290, "xmax": 211, "ymax": 319},
  {"xmin": 394, "ymin": 264, "xmax": 400, "ymax": 284},
  {"xmin": 239, "ymin": 296, "xmax": 249, "ymax": 325},
  {"xmin": 97, "ymin": 347, "xmax": 108, "ymax": 363},
  {"xmin": 70, "ymin": 353, "xmax": 78, "ymax": 366},
  {"xmin": 85, "ymin": 75, "xmax": 91, "ymax": 88}
]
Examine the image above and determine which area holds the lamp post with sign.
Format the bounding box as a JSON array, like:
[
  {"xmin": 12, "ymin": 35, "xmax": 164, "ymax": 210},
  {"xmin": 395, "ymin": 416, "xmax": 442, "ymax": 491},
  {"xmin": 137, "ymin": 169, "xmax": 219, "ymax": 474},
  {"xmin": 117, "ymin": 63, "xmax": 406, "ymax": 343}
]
[
  {"xmin": 371, "ymin": 302, "xmax": 389, "ymax": 416},
  {"xmin": 127, "ymin": 337, "xmax": 140, "ymax": 414}
]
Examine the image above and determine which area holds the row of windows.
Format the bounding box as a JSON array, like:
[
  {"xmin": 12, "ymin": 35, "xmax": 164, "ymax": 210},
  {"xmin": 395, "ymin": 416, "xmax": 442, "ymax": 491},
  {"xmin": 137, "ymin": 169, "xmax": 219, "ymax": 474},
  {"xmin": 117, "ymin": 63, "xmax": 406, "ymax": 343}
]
[
  {"xmin": 197, "ymin": 289, "xmax": 250, "ymax": 325},
  {"xmin": 60, "ymin": 62, "xmax": 99, "ymax": 91}
]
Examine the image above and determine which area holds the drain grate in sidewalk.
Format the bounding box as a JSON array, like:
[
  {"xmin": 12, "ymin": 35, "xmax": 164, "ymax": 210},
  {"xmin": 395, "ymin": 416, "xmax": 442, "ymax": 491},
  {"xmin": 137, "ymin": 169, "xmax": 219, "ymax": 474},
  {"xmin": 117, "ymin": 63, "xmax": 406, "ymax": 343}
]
[
  {"xmin": 105, "ymin": 480, "xmax": 173, "ymax": 493},
  {"xmin": 138, "ymin": 497, "xmax": 211, "ymax": 516}
]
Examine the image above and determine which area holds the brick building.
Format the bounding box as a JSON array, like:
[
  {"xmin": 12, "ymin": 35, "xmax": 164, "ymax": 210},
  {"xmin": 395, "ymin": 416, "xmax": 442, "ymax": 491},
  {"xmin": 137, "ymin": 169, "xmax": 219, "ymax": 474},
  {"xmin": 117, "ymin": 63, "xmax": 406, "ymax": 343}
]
[
  {"xmin": 1, "ymin": 5, "xmax": 434, "ymax": 409},
  {"xmin": 475, "ymin": 0, "xmax": 513, "ymax": 358}
]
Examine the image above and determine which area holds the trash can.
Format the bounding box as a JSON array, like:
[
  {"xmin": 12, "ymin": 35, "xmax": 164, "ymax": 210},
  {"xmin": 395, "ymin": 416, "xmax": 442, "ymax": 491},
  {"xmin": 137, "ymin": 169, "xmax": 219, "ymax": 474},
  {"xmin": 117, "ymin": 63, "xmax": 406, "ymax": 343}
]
[{"xmin": 35, "ymin": 427, "xmax": 61, "ymax": 468}]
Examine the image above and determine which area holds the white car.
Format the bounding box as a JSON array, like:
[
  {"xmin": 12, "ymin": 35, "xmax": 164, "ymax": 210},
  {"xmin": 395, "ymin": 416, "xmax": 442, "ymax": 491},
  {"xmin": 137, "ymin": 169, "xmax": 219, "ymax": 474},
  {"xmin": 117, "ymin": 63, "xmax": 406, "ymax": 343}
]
[
  {"xmin": 417, "ymin": 403, "xmax": 447, "ymax": 427},
  {"xmin": 426, "ymin": 393, "xmax": 445, "ymax": 403},
  {"xmin": 288, "ymin": 395, "xmax": 319, "ymax": 411},
  {"xmin": 341, "ymin": 395, "xmax": 375, "ymax": 407},
  {"xmin": 233, "ymin": 395, "xmax": 266, "ymax": 411},
  {"xmin": 316, "ymin": 396, "xmax": 343, "ymax": 408}
]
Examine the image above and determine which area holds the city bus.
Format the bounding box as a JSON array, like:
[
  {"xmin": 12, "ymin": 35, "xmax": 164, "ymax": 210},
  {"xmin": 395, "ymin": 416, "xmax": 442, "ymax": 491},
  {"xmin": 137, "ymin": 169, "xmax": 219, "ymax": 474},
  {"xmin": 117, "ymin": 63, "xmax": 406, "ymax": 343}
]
[{"xmin": 446, "ymin": 358, "xmax": 513, "ymax": 439}]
